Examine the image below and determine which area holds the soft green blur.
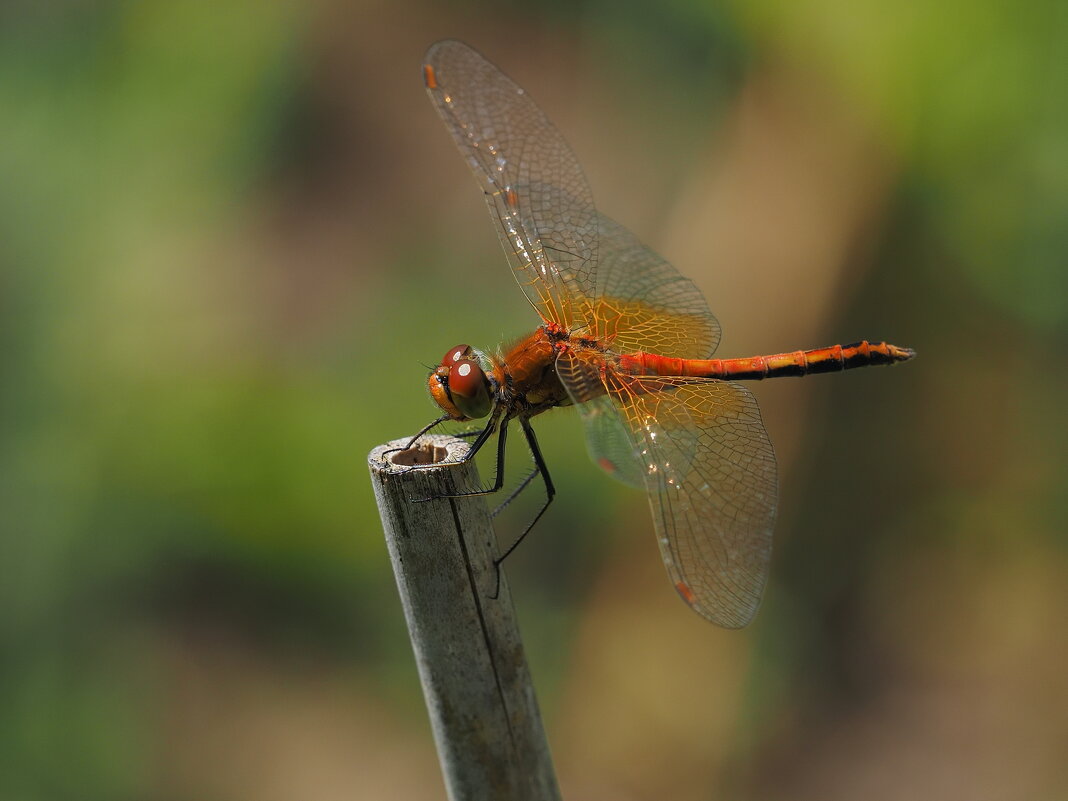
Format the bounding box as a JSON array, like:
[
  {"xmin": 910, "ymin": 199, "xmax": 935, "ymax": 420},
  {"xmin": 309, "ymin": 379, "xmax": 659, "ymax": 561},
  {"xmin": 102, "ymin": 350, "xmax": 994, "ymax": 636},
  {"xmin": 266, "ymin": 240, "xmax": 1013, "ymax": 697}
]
[{"xmin": 1, "ymin": 1, "xmax": 1064, "ymax": 799}]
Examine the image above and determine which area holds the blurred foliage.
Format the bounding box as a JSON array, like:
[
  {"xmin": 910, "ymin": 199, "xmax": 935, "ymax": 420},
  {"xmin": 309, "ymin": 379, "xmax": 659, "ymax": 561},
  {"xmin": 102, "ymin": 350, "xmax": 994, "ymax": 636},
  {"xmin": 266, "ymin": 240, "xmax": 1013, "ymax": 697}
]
[
  {"xmin": 729, "ymin": 0, "xmax": 1068, "ymax": 330},
  {"xmin": 1, "ymin": 0, "xmax": 1065, "ymax": 799}
]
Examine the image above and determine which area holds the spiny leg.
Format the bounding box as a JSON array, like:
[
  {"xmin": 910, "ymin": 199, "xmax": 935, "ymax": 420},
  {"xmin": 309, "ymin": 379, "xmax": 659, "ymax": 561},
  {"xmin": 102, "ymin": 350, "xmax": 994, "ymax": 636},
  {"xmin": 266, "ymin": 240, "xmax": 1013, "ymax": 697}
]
[
  {"xmin": 419, "ymin": 418, "xmax": 510, "ymax": 500},
  {"xmin": 403, "ymin": 406, "xmax": 501, "ymax": 474},
  {"xmin": 403, "ymin": 408, "xmax": 504, "ymax": 503},
  {"xmin": 491, "ymin": 467, "xmax": 539, "ymax": 518},
  {"xmin": 403, "ymin": 413, "xmax": 450, "ymax": 449},
  {"xmin": 490, "ymin": 417, "xmax": 556, "ymax": 599},
  {"xmin": 454, "ymin": 426, "xmax": 486, "ymax": 439},
  {"xmin": 385, "ymin": 410, "xmax": 498, "ymax": 466},
  {"xmin": 382, "ymin": 413, "xmax": 450, "ymax": 461}
]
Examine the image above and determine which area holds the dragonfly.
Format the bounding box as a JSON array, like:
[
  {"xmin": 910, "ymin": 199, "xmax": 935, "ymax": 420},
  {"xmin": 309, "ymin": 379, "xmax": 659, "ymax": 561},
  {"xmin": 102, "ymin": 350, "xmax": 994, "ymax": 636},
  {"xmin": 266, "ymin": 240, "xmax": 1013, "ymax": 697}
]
[{"xmin": 409, "ymin": 40, "xmax": 914, "ymax": 628}]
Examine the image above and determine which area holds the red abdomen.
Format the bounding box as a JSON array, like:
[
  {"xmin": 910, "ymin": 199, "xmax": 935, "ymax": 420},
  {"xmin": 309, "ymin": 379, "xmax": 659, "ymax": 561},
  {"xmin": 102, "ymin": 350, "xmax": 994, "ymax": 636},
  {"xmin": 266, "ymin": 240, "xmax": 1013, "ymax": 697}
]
[{"xmin": 622, "ymin": 341, "xmax": 916, "ymax": 380}]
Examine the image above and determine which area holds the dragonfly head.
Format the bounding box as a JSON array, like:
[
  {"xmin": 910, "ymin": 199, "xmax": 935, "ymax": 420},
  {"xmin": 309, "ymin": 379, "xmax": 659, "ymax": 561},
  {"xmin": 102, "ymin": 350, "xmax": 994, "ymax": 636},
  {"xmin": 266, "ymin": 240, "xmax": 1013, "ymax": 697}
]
[{"xmin": 428, "ymin": 344, "xmax": 493, "ymax": 421}]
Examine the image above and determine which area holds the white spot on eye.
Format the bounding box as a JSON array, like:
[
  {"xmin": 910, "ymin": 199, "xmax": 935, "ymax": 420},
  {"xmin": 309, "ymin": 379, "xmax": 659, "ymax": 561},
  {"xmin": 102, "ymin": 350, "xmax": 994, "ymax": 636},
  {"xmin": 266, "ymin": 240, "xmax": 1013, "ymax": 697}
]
[{"xmin": 457, "ymin": 363, "xmax": 472, "ymax": 377}]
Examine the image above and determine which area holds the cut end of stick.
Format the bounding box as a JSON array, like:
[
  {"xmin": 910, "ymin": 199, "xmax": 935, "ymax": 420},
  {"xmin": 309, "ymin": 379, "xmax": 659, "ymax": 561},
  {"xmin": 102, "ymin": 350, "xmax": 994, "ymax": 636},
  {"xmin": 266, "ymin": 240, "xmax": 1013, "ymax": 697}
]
[
  {"xmin": 368, "ymin": 435, "xmax": 471, "ymax": 476},
  {"xmin": 390, "ymin": 441, "xmax": 449, "ymax": 466}
]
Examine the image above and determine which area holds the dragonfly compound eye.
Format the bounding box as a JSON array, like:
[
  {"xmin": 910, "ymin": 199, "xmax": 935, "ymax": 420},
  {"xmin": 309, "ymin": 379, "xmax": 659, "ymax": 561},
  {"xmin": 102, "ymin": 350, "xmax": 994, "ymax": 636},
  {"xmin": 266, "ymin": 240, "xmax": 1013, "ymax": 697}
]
[
  {"xmin": 448, "ymin": 359, "xmax": 492, "ymax": 419},
  {"xmin": 441, "ymin": 344, "xmax": 474, "ymax": 367}
]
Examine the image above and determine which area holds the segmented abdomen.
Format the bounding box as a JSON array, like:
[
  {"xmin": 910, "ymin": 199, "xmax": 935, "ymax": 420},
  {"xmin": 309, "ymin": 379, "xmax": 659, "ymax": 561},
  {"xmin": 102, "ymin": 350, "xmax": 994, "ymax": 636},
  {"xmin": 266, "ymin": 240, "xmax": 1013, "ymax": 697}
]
[{"xmin": 621, "ymin": 341, "xmax": 916, "ymax": 380}]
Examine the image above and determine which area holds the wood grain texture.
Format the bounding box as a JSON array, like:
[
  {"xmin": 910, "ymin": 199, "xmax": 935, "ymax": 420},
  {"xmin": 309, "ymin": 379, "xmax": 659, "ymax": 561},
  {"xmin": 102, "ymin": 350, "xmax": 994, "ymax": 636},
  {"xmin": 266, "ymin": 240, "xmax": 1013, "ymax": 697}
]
[{"xmin": 368, "ymin": 435, "xmax": 560, "ymax": 801}]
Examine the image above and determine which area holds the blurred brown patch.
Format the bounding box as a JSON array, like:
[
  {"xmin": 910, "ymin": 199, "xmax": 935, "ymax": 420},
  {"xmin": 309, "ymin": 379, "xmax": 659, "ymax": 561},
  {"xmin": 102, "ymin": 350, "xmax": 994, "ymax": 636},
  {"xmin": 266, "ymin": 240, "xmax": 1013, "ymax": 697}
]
[{"xmin": 157, "ymin": 622, "xmax": 443, "ymax": 801}]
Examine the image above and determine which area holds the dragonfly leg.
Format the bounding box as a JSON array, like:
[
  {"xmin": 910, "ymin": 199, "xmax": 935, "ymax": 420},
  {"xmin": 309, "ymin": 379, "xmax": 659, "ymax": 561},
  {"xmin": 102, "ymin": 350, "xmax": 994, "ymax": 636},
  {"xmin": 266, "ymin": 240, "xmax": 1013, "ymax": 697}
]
[
  {"xmin": 453, "ymin": 426, "xmax": 485, "ymax": 439},
  {"xmin": 401, "ymin": 407, "xmax": 502, "ymax": 503},
  {"xmin": 490, "ymin": 417, "xmax": 555, "ymax": 599},
  {"xmin": 491, "ymin": 467, "xmax": 539, "ymax": 518},
  {"xmin": 409, "ymin": 415, "xmax": 509, "ymax": 502},
  {"xmin": 381, "ymin": 413, "xmax": 451, "ymax": 462},
  {"xmin": 400, "ymin": 407, "xmax": 501, "ymax": 474}
]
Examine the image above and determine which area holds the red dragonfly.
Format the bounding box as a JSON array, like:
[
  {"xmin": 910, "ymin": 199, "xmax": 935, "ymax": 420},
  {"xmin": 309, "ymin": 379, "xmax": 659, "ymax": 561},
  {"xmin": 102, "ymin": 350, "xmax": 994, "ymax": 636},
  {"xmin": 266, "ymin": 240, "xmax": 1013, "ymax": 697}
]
[{"xmin": 412, "ymin": 40, "xmax": 914, "ymax": 628}]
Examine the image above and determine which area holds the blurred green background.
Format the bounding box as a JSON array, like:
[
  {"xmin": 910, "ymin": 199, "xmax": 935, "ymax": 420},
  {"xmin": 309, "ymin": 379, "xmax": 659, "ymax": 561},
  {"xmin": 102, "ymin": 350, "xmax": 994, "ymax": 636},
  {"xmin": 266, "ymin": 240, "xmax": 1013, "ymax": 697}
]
[{"xmin": 2, "ymin": 1, "xmax": 1065, "ymax": 799}]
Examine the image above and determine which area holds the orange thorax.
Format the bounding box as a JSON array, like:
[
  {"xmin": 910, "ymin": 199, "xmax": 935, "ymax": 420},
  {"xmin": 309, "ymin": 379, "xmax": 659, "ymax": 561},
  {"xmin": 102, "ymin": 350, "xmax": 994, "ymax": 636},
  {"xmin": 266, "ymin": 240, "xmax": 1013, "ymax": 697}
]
[{"xmin": 495, "ymin": 328, "xmax": 573, "ymax": 413}]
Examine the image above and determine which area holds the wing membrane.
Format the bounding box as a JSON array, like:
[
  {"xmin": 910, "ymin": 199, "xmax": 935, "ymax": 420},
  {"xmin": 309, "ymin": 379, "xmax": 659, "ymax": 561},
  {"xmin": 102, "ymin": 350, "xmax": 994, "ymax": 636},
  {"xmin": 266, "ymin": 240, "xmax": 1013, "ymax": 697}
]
[
  {"xmin": 584, "ymin": 214, "xmax": 721, "ymax": 358},
  {"xmin": 425, "ymin": 41, "xmax": 722, "ymax": 357},
  {"xmin": 423, "ymin": 40, "xmax": 598, "ymax": 329},
  {"xmin": 561, "ymin": 350, "xmax": 778, "ymax": 627},
  {"xmin": 428, "ymin": 40, "xmax": 777, "ymax": 627}
]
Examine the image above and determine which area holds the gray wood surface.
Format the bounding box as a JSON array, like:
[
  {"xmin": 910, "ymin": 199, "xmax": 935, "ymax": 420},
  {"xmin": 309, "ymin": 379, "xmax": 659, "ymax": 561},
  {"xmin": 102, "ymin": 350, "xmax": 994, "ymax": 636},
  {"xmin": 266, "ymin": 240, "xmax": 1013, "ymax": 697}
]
[{"xmin": 368, "ymin": 435, "xmax": 561, "ymax": 801}]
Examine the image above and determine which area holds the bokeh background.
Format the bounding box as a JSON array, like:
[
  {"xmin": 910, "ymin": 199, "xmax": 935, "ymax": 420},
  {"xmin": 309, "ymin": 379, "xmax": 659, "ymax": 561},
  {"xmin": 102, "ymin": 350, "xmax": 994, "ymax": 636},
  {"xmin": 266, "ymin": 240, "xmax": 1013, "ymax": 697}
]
[{"xmin": 2, "ymin": 1, "xmax": 1066, "ymax": 799}]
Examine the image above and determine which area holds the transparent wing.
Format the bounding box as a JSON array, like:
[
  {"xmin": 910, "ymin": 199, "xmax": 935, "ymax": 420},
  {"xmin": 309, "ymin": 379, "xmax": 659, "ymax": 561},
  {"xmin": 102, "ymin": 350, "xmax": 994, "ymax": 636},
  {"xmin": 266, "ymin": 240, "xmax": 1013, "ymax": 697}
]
[
  {"xmin": 424, "ymin": 41, "xmax": 722, "ymax": 357},
  {"xmin": 586, "ymin": 214, "xmax": 721, "ymax": 358},
  {"xmin": 559, "ymin": 351, "xmax": 778, "ymax": 627},
  {"xmin": 423, "ymin": 40, "xmax": 598, "ymax": 329}
]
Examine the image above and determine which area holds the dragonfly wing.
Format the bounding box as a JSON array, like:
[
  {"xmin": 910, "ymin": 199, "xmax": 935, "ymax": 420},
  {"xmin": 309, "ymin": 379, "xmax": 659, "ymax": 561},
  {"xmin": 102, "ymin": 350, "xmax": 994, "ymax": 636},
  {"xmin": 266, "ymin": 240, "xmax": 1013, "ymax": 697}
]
[
  {"xmin": 621, "ymin": 375, "xmax": 777, "ymax": 627},
  {"xmin": 423, "ymin": 40, "xmax": 598, "ymax": 330},
  {"xmin": 561, "ymin": 350, "xmax": 778, "ymax": 627},
  {"xmin": 585, "ymin": 214, "xmax": 721, "ymax": 358},
  {"xmin": 558, "ymin": 349, "xmax": 698, "ymax": 489},
  {"xmin": 568, "ymin": 393, "xmax": 648, "ymax": 489}
]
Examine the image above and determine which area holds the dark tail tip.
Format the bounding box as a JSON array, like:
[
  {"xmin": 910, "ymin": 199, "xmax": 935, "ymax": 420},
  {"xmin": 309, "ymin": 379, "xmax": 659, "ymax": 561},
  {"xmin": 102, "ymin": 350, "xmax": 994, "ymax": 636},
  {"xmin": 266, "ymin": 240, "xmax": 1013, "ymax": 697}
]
[{"xmin": 887, "ymin": 343, "xmax": 916, "ymax": 362}]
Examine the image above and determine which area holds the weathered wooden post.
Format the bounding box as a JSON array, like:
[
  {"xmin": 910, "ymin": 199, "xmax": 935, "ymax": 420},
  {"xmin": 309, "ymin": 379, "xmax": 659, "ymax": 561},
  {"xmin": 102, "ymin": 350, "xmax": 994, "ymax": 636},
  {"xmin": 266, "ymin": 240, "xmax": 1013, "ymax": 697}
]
[{"xmin": 368, "ymin": 435, "xmax": 561, "ymax": 801}]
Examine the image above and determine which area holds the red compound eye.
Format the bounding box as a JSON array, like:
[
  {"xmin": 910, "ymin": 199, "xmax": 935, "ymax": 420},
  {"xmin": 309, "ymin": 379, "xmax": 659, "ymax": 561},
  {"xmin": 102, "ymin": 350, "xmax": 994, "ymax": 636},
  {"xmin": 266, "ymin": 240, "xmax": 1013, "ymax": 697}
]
[
  {"xmin": 441, "ymin": 344, "xmax": 472, "ymax": 367},
  {"xmin": 448, "ymin": 359, "xmax": 491, "ymax": 419},
  {"xmin": 448, "ymin": 359, "xmax": 484, "ymax": 398}
]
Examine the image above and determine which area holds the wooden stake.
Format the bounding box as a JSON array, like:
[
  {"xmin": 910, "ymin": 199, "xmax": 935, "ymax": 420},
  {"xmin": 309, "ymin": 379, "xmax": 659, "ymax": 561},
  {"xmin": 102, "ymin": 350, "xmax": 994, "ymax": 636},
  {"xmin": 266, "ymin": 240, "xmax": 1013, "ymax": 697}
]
[{"xmin": 368, "ymin": 435, "xmax": 561, "ymax": 801}]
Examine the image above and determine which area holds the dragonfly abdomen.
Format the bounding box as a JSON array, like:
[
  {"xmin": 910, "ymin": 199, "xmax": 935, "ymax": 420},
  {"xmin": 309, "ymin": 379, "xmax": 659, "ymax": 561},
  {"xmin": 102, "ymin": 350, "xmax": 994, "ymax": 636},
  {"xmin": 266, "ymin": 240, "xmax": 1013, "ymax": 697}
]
[{"xmin": 625, "ymin": 341, "xmax": 915, "ymax": 381}]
